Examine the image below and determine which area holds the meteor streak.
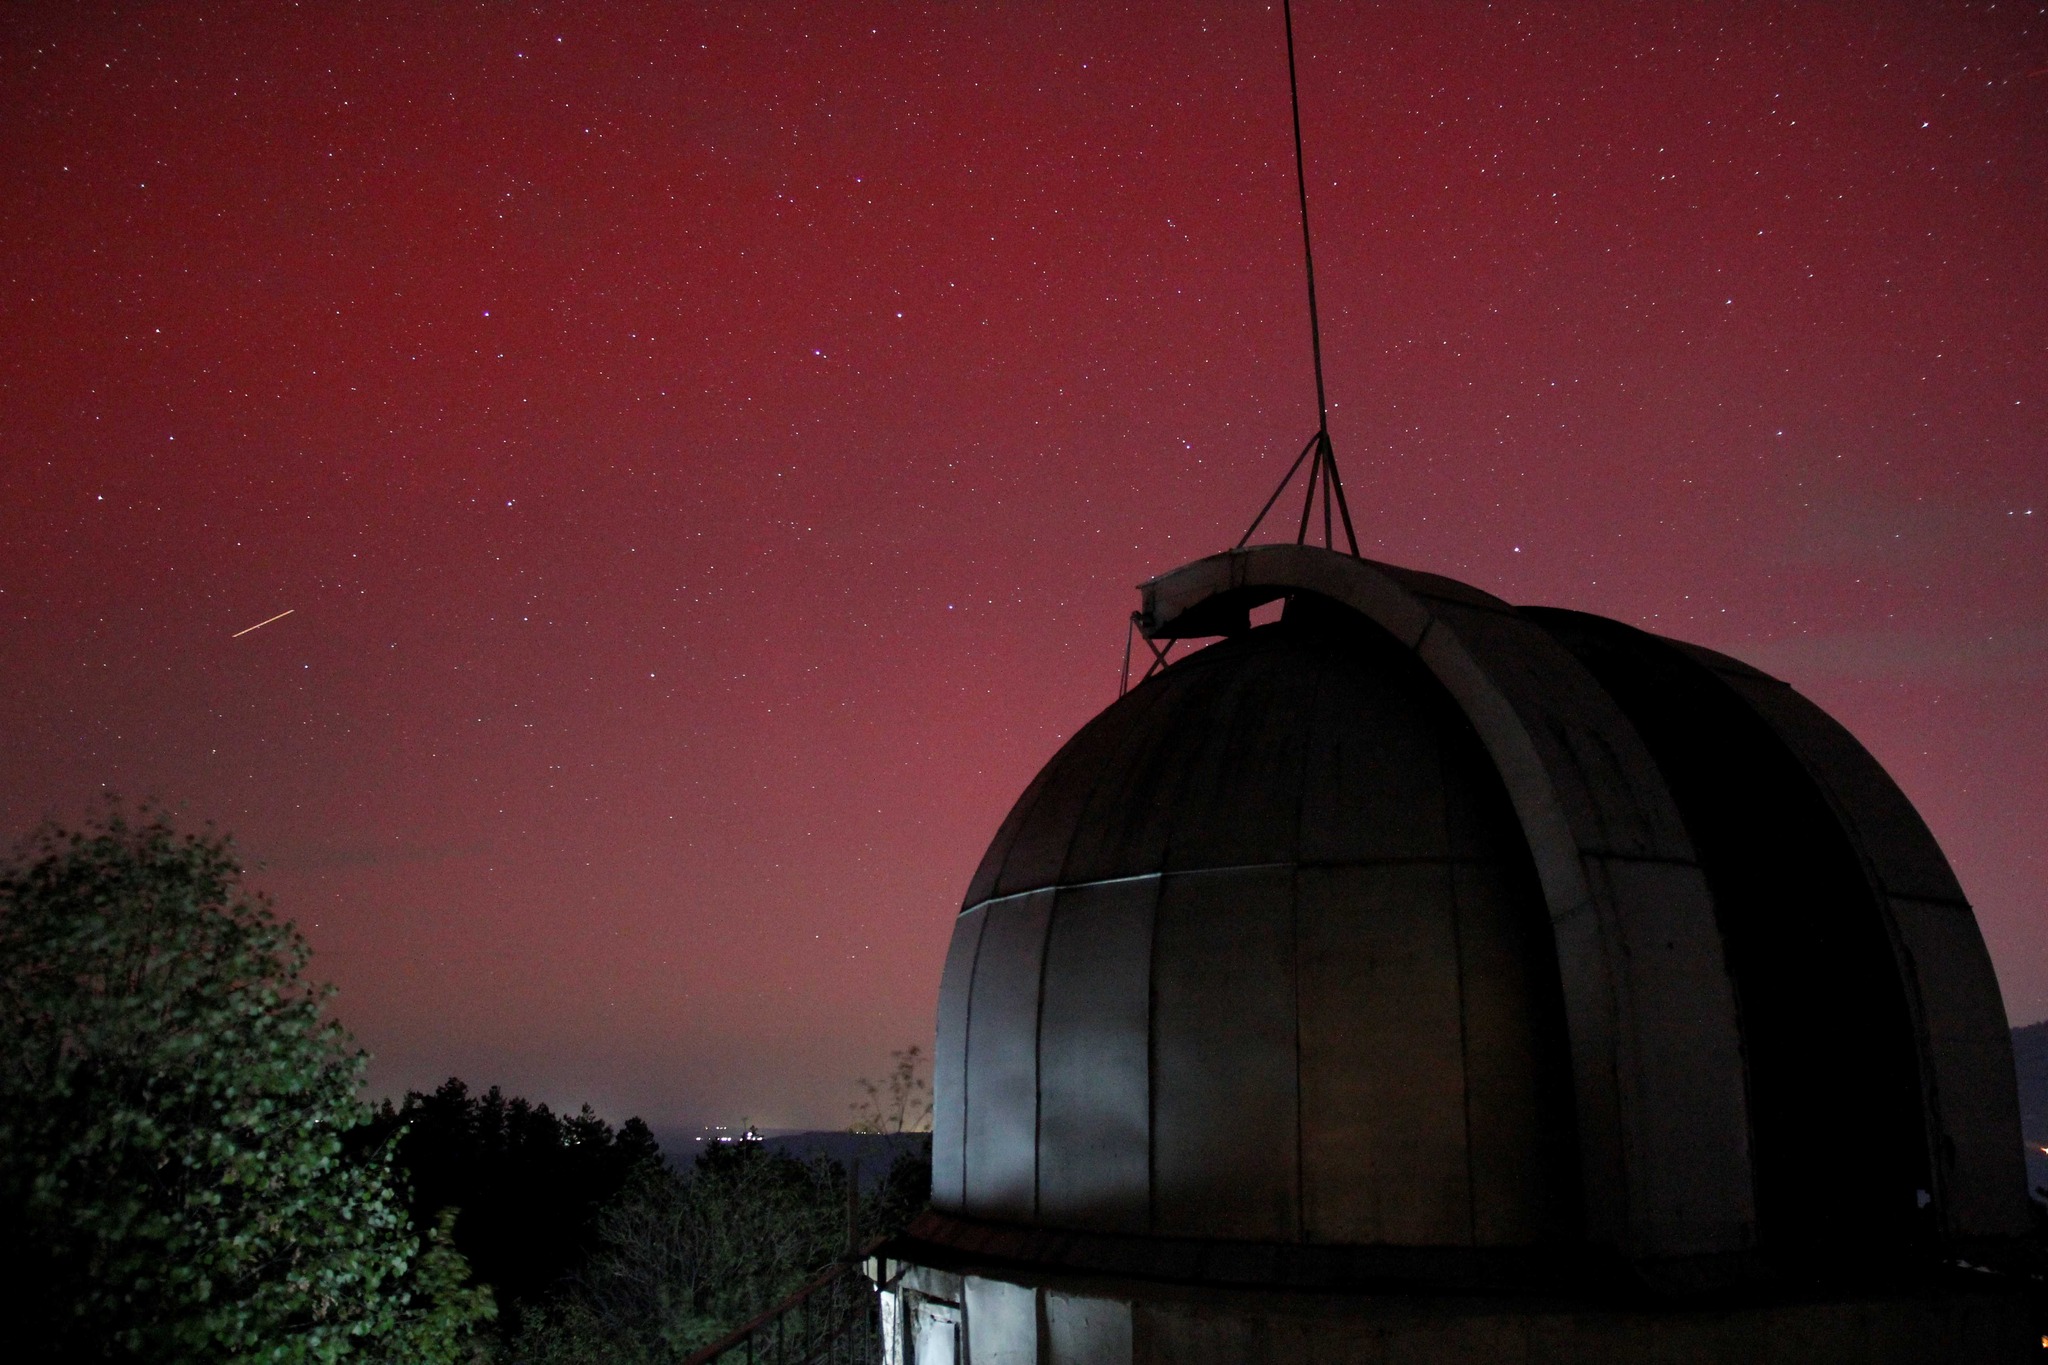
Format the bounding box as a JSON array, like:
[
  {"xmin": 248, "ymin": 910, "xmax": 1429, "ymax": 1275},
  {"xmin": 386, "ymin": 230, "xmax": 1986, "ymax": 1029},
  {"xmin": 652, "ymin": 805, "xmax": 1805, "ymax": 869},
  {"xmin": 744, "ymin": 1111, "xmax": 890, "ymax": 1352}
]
[{"xmin": 231, "ymin": 609, "xmax": 295, "ymax": 638}]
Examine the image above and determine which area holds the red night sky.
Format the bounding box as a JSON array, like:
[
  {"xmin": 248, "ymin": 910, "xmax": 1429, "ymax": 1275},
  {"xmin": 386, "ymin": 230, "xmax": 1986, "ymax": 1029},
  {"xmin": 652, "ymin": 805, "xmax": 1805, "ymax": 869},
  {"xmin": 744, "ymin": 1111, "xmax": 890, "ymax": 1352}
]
[{"xmin": 3, "ymin": 3, "xmax": 2044, "ymax": 1131}]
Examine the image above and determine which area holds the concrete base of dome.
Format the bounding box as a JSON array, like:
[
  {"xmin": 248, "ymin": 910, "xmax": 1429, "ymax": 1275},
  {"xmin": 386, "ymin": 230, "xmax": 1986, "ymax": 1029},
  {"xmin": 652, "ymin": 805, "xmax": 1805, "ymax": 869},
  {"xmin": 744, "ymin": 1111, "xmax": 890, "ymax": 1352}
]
[{"xmin": 870, "ymin": 1259, "xmax": 2035, "ymax": 1365}]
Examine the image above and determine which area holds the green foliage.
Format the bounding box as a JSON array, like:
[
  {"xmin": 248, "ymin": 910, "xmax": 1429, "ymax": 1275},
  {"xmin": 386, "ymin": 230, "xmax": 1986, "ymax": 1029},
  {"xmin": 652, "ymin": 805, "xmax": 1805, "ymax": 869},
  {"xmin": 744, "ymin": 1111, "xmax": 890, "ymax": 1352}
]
[{"xmin": 0, "ymin": 806, "xmax": 494, "ymax": 1363}]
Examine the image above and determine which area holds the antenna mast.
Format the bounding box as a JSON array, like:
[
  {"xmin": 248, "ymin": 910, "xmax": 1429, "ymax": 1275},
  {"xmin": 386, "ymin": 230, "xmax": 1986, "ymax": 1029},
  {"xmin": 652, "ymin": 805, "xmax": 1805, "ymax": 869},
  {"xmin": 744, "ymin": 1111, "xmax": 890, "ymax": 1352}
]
[{"xmin": 1238, "ymin": 0, "xmax": 1359, "ymax": 556}]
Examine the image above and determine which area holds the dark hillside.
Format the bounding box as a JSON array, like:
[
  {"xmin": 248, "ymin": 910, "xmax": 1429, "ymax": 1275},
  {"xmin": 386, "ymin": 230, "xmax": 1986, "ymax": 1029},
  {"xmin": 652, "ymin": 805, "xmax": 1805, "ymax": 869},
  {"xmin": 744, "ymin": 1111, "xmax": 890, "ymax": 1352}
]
[{"xmin": 651, "ymin": 1128, "xmax": 927, "ymax": 1190}]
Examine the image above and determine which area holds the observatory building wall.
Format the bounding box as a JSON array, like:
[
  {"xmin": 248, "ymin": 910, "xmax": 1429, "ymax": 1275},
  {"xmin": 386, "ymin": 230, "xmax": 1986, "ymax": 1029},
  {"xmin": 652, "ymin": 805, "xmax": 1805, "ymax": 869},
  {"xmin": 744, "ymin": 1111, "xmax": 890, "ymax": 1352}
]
[{"xmin": 873, "ymin": 1261, "xmax": 2030, "ymax": 1365}]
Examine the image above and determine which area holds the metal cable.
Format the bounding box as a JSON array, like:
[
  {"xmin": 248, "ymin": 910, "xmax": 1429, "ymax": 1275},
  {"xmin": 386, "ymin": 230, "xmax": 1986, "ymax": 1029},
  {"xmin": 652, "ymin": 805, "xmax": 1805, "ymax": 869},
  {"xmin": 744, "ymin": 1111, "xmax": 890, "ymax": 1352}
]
[
  {"xmin": 1235, "ymin": 0, "xmax": 1362, "ymax": 559},
  {"xmin": 1284, "ymin": 0, "xmax": 1328, "ymax": 435}
]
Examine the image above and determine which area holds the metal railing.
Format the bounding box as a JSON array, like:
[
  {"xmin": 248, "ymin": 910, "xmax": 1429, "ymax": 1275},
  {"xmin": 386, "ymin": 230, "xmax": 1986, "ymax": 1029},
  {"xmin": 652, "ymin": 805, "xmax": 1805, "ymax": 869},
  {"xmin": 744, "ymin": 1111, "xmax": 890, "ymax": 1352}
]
[{"xmin": 679, "ymin": 1241, "xmax": 884, "ymax": 1365}]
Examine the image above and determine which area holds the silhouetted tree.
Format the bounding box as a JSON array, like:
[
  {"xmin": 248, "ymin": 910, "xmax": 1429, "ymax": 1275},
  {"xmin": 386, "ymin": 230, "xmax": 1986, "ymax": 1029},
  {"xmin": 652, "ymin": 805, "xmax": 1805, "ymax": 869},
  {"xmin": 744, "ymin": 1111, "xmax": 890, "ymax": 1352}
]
[
  {"xmin": 507, "ymin": 1130, "xmax": 935, "ymax": 1365},
  {"xmin": 850, "ymin": 1045, "xmax": 932, "ymax": 1135},
  {"xmin": 848, "ymin": 1044, "xmax": 933, "ymax": 1253},
  {"xmin": 359, "ymin": 1078, "xmax": 661, "ymax": 1334},
  {"xmin": 506, "ymin": 1139, "xmax": 839, "ymax": 1363},
  {"xmin": 862, "ymin": 1137, "xmax": 933, "ymax": 1247}
]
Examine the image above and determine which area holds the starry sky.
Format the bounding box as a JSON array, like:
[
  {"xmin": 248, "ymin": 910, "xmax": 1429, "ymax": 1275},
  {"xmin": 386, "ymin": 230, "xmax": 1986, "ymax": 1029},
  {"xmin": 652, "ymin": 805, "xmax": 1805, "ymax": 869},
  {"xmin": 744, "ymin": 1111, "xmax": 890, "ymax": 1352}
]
[{"xmin": 3, "ymin": 3, "xmax": 2044, "ymax": 1131}]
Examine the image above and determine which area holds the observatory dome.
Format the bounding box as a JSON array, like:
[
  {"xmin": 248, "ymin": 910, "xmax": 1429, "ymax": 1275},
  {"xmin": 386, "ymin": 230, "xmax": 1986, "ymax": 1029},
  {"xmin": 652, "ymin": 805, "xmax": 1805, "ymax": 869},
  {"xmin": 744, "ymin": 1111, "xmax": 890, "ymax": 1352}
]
[
  {"xmin": 921, "ymin": 545, "xmax": 2025, "ymax": 1275},
  {"xmin": 936, "ymin": 596, "xmax": 1580, "ymax": 1249}
]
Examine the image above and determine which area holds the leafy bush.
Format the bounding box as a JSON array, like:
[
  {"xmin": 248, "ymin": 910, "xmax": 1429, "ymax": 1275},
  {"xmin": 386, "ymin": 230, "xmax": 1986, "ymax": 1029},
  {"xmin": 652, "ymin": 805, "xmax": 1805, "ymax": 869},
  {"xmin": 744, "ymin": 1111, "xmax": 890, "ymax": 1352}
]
[{"xmin": 0, "ymin": 807, "xmax": 493, "ymax": 1363}]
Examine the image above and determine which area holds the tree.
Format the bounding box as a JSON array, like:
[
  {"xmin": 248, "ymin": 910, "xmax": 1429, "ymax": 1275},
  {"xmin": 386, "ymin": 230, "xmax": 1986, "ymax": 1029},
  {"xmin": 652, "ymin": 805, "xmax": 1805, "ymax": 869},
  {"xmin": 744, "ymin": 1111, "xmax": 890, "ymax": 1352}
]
[
  {"xmin": 359, "ymin": 1077, "xmax": 661, "ymax": 1332},
  {"xmin": 860, "ymin": 1138, "xmax": 932, "ymax": 1251},
  {"xmin": 510, "ymin": 1140, "xmax": 853, "ymax": 1364},
  {"xmin": 848, "ymin": 1043, "xmax": 934, "ymax": 1242},
  {"xmin": 0, "ymin": 806, "xmax": 493, "ymax": 1363},
  {"xmin": 849, "ymin": 1045, "xmax": 932, "ymax": 1136},
  {"xmin": 508, "ymin": 1132, "xmax": 940, "ymax": 1364}
]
